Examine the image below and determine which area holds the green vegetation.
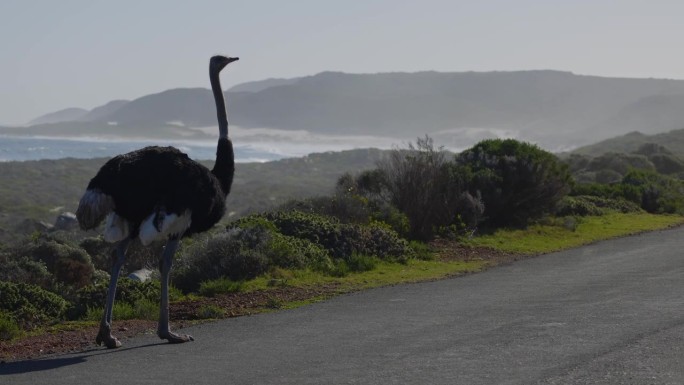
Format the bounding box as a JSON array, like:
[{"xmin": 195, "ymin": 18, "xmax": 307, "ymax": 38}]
[
  {"xmin": 468, "ymin": 213, "xmax": 684, "ymax": 255},
  {"xmin": 457, "ymin": 139, "xmax": 572, "ymax": 228},
  {"xmin": 0, "ymin": 281, "xmax": 69, "ymax": 330},
  {"xmin": 2, "ymin": 137, "xmax": 684, "ymax": 345},
  {"xmin": 198, "ymin": 278, "xmax": 244, "ymax": 297},
  {"xmin": 173, "ymin": 210, "xmax": 413, "ymax": 292},
  {"xmin": 0, "ymin": 311, "xmax": 23, "ymax": 341},
  {"xmin": 84, "ymin": 299, "xmax": 158, "ymax": 322}
]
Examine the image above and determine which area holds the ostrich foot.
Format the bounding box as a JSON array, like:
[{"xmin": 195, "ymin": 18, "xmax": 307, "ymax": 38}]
[
  {"xmin": 158, "ymin": 330, "xmax": 194, "ymax": 344},
  {"xmin": 96, "ymin": 324, "xmax": 122, "ymax": 349}
]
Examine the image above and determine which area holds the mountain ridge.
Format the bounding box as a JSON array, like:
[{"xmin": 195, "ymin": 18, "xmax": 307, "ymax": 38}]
[{"xmin": 11, "ymin": 70, "xmax": 684, "ymax": 150}]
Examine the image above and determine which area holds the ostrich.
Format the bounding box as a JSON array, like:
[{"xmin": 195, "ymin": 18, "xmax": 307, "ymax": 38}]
[{"xmin": 76, "ymin": 55, "xmax": 239, "ymax": 348}]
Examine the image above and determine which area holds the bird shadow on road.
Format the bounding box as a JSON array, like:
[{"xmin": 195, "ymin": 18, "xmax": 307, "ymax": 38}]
[{"xmin": 0, "ymin": 341, "xmax": 167, "ymax": 375}]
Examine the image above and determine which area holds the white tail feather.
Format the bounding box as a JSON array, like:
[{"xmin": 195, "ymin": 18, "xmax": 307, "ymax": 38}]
[
  {"xmin": 104, "ymin": 213, "xmax": 130, "ymax": 243},
  {"xmin": 139, "ymin": 210, "xmax": 192, "ymax": 246}
]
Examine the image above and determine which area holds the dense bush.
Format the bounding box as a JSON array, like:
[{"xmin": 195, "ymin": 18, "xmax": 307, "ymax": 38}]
[
  {"xmin": 457, "ymin": 139, "xmax": 572, "ymax": 228},
  {"xmin": 571, "ymin": 170, "xmax": 684, "ymax": 214},
  {"xmin": 173, "ymin": 210, "xmax": 414, "ymax": 292},
  {"xmin": 280, "ymin": 185, "xmax": 412, "ymax": 238},
  {"xmin": 79, "ymin": 236, "xmax": 111, "ymax": 271},
  {"xmin": 0, "ymin": 255, "xmax": 53, "ymax": 289},
  {"xmin": 0, "ymin": 281, "xmax": 68, "ymax": 329},
  {"xmin": 556, "ymin": 195, "xmax": 642, "ymax": 217},
  {"xmin": 571, "ymin": 183, "xmax": 641, "ymax": 203},
  {"xmin": 173, "ymin": 224, "xmax": 331, "ymax": 293},
  {"xmin": 11, "ymin": 238, "xmax": 95, "ymax": 288},
  {"xmin": 259, "ymin": 210, "xmax": 411, "ymax": 261},
  {"xmin": 555, "ymin": 196, "xmax": 605, "ymax": 217},
  {"xmin": 280, "ymin": 193, "xmax": 372, "ymax": 226},
  {"xmin": 364, "ymin": 137, "xmax": 484, "ymax": 240},
  {"xmin": 622, "ymin": 170, "xmax": 684, "ymax": 213}
]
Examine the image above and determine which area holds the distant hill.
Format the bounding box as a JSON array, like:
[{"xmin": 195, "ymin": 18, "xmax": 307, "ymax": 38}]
[
  {"xmin": 572, "ymin": 128, "xmax": 684, "ymax": 157},
  {"xmin": 80, "ymin": 100, "xmax": 129, "ymax": 121},
  {"xmin": 228, "ymin": 77, "xmax": 301, "ymax": 93},
  {"xmin": 27, "ymin": 100, "xmax": 130, "ymax": 126},
  {"xmin": 29, "ymin": 107, "xmax": 88, "ymax": 125},
  {"xmin": 11, "ymin": 70, "xmax": 684, "ymax": 150}
]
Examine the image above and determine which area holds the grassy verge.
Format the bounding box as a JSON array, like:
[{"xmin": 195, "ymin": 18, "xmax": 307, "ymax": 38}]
[
  {"xmin": 196, "ymin": 213, "xmax": 684, "ymax": 313},
  {"xmin": 237, "ymin": 212, "xmax": 684, "ymax": 303},
  {"xmin": 242, "ymin": 259, "xmax": 487, "ymax": 293},
  {"xmin": 466, "ymin": 212, "xmax": 684, "ymax": 254}
]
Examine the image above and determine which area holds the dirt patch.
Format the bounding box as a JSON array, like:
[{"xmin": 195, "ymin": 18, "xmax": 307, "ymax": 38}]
[
  {"xmin": 0, "ymin": 241, "xmax": 514, "ymax": 362},
  {"xmin": 430, "ymin": 238, "xmax": 524, "ymax": 265}
]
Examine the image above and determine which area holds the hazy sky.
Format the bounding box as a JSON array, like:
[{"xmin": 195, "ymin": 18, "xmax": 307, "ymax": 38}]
[{"xmin": 2, "ymin": 0, "xmax": 683, "ymax": 125}]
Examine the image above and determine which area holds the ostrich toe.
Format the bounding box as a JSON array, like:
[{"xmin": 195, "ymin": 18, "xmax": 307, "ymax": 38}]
[
  {"xmin": 96, "ymin": 325, "xmax": 122, "ymax": 349},
  {"xmin": 158, "ymin": 330, "xmax": 194, "ymax": 344}
]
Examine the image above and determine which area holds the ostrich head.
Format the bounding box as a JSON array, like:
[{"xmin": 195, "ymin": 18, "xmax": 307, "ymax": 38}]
[{"xmin": 210, "ymin": 55, "xmax": 239, "ymax": 73}]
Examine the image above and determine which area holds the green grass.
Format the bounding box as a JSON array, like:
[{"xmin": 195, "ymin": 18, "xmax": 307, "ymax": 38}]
[
  {"xmin": 198, "ymin": 278, "xmax": 245, "ymax": 297},
  {"xmin": 84, "ymin": 299, "xmax": 159, "ymax": 321},
  {"xmin": 240, "ymin": 258, "xmax": 487, "ymax": 294},
  {"xmin": 466, "ymin": 212, "xmax": 684, "ymax": 254}
]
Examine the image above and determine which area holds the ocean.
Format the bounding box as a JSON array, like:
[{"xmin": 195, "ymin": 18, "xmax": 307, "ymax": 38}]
[
  {"xmin": 0, "ymin": 129, "xmax": 406, "ymax": 163},
  {"xmin": 0, "ymin": 136, "xmax": 297, "ymax": 163}
]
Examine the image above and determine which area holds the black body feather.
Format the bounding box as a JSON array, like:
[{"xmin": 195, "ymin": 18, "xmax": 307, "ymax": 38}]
[{"xmin": 83, "ymin": 140, "xmax": 234, "ymax": 237}]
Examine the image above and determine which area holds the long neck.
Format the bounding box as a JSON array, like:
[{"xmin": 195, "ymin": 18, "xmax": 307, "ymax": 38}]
[
  {"xmin": 212, "ymin": 137, "xmax": 235, "ymax": 196},
  {"xmin": 210, "ymin": 69, "xmax": 228, "ymax": 139}
]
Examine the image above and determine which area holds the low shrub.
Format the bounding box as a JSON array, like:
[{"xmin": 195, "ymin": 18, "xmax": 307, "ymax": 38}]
[
  {"xmin": 174, "ymin": 230, "xmax": 270, "ymax": 292},
  {"xmin": 556, "ymin": 195, "xmax": 642, "ymax": 216},
  {"xmin": 408, "ymin": 241, "xmax": 434, "ymax": 261},
  {"xmin": 174, "ymin": 210, "xmax": 413, "ymax": 290},
  {"xmin": 0, "ymin": 281, "xmax": 68, "ymax": 329},
  {"xmin": 198, "ymin": 278, "xmax": 244, "ymax": 297},
  {"xmin": 73, "ymin": 278, "xmax": 160, "ymax": 319},
  {"xmin": 0, "ymin": 256, "xmax": 53, "ymax": 289},
  {"xmin": 11, "ymin": 238, "xmax": 95, "ymax": 288},
  {"xmin": 556, "ymin": 196, "xmax": 606, "ymax": 216},
  {"xmin": 345, "ymin": 253, "xmax": 378, "ymax": 273},
  {"xmin": 280, "ymin": 194, "xmax": 372, "ymax": 225},
  {"xmin": 0, "ymin": 311, "xmax": 22, "ymax": 341},
  {"xmin": 260, "ymin": 210, "xmax": 411, "ymax": 261},
  {"xmin": 573, "ymin": 170, "xmax": 684, "ymax": 214}
]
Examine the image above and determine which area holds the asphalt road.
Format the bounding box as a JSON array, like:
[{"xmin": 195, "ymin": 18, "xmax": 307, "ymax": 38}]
[{"xmin": 3, "ymin": 226, "xmax": 684, "ymax": 384}]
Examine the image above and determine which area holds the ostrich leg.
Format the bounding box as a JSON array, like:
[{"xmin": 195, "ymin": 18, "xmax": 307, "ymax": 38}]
[
  {"xmin": 157, "ymin": 238, "xmax": 194, "ymax": 343},
  {"xmin": 96, "ymin": 237, "xmax": 131, "ymax": 348}
]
